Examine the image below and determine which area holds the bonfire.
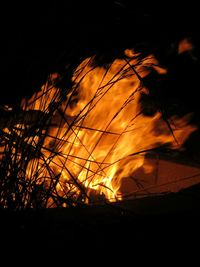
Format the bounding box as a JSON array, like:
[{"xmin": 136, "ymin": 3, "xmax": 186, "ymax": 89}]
[{"xmin": 0, "ymin": 44, "xmax": 198, "ymax": 209}]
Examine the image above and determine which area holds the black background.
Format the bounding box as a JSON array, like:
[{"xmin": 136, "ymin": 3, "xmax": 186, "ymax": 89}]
[
  {"xmin": 1, "ymin": 1, "xmax": 200, "ymax": 258},
  {"xmin": 1, "ymin": 1, "xmax": 200, "ymax": 105}
]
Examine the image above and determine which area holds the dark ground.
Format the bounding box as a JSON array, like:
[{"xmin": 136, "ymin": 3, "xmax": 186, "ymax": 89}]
[
  {"xmin": 1, "ymin": 1, "xmax": 200, "ymax": 259},
  {"xmin": 1, "ymin": 189, "xmax": 200, "ymax": 259}
]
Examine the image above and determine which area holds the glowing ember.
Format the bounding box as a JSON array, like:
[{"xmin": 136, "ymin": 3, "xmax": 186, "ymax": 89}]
[{"xmin": 178, "ymin": 38, "xmax": 193, "ymax": 54}]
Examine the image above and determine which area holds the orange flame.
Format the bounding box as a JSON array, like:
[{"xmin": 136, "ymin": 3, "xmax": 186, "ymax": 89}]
[{"xmin": 21, "ymin": 49, "xmax": 196, "ymax": 206}]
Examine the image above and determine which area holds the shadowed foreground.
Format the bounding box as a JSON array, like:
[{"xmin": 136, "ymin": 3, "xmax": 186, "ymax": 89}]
[{"xmin": 1, "ymin": 180, "xmax": 200, "ymax": 256}]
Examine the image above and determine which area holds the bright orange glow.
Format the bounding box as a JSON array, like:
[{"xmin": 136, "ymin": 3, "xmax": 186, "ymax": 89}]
[
  {"xmin": 178, "ymin": 38, "xmax": 193, "ymax": 54},
  {"xmin": 21, "ymin": 49, "xmax": 197, "ymax": 207}
]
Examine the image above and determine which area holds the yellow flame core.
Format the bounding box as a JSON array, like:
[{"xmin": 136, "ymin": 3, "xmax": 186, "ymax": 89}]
[{"xmin": 22, "ymin": 50, "xmax": 196, "ymax": 206}]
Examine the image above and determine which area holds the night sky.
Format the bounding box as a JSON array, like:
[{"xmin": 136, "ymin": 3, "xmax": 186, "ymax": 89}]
[{"xmin": 1, "ymin": 1, "xmax": 200, "ymax": 105}]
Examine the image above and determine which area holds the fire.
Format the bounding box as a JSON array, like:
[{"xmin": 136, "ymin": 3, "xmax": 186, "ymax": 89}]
[
  {"xmin": 178, "ymin": 38, "xmax": 193, "ymax": 54},
  {"xmin": 18, "ymin": 49, "xmax": 196, "ymax": 207}
]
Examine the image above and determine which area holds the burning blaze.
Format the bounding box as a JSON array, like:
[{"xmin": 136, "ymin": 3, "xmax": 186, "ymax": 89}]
[{"xmin": 19, "ymin": 49, "xmax": 196, "ymax": 207}]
